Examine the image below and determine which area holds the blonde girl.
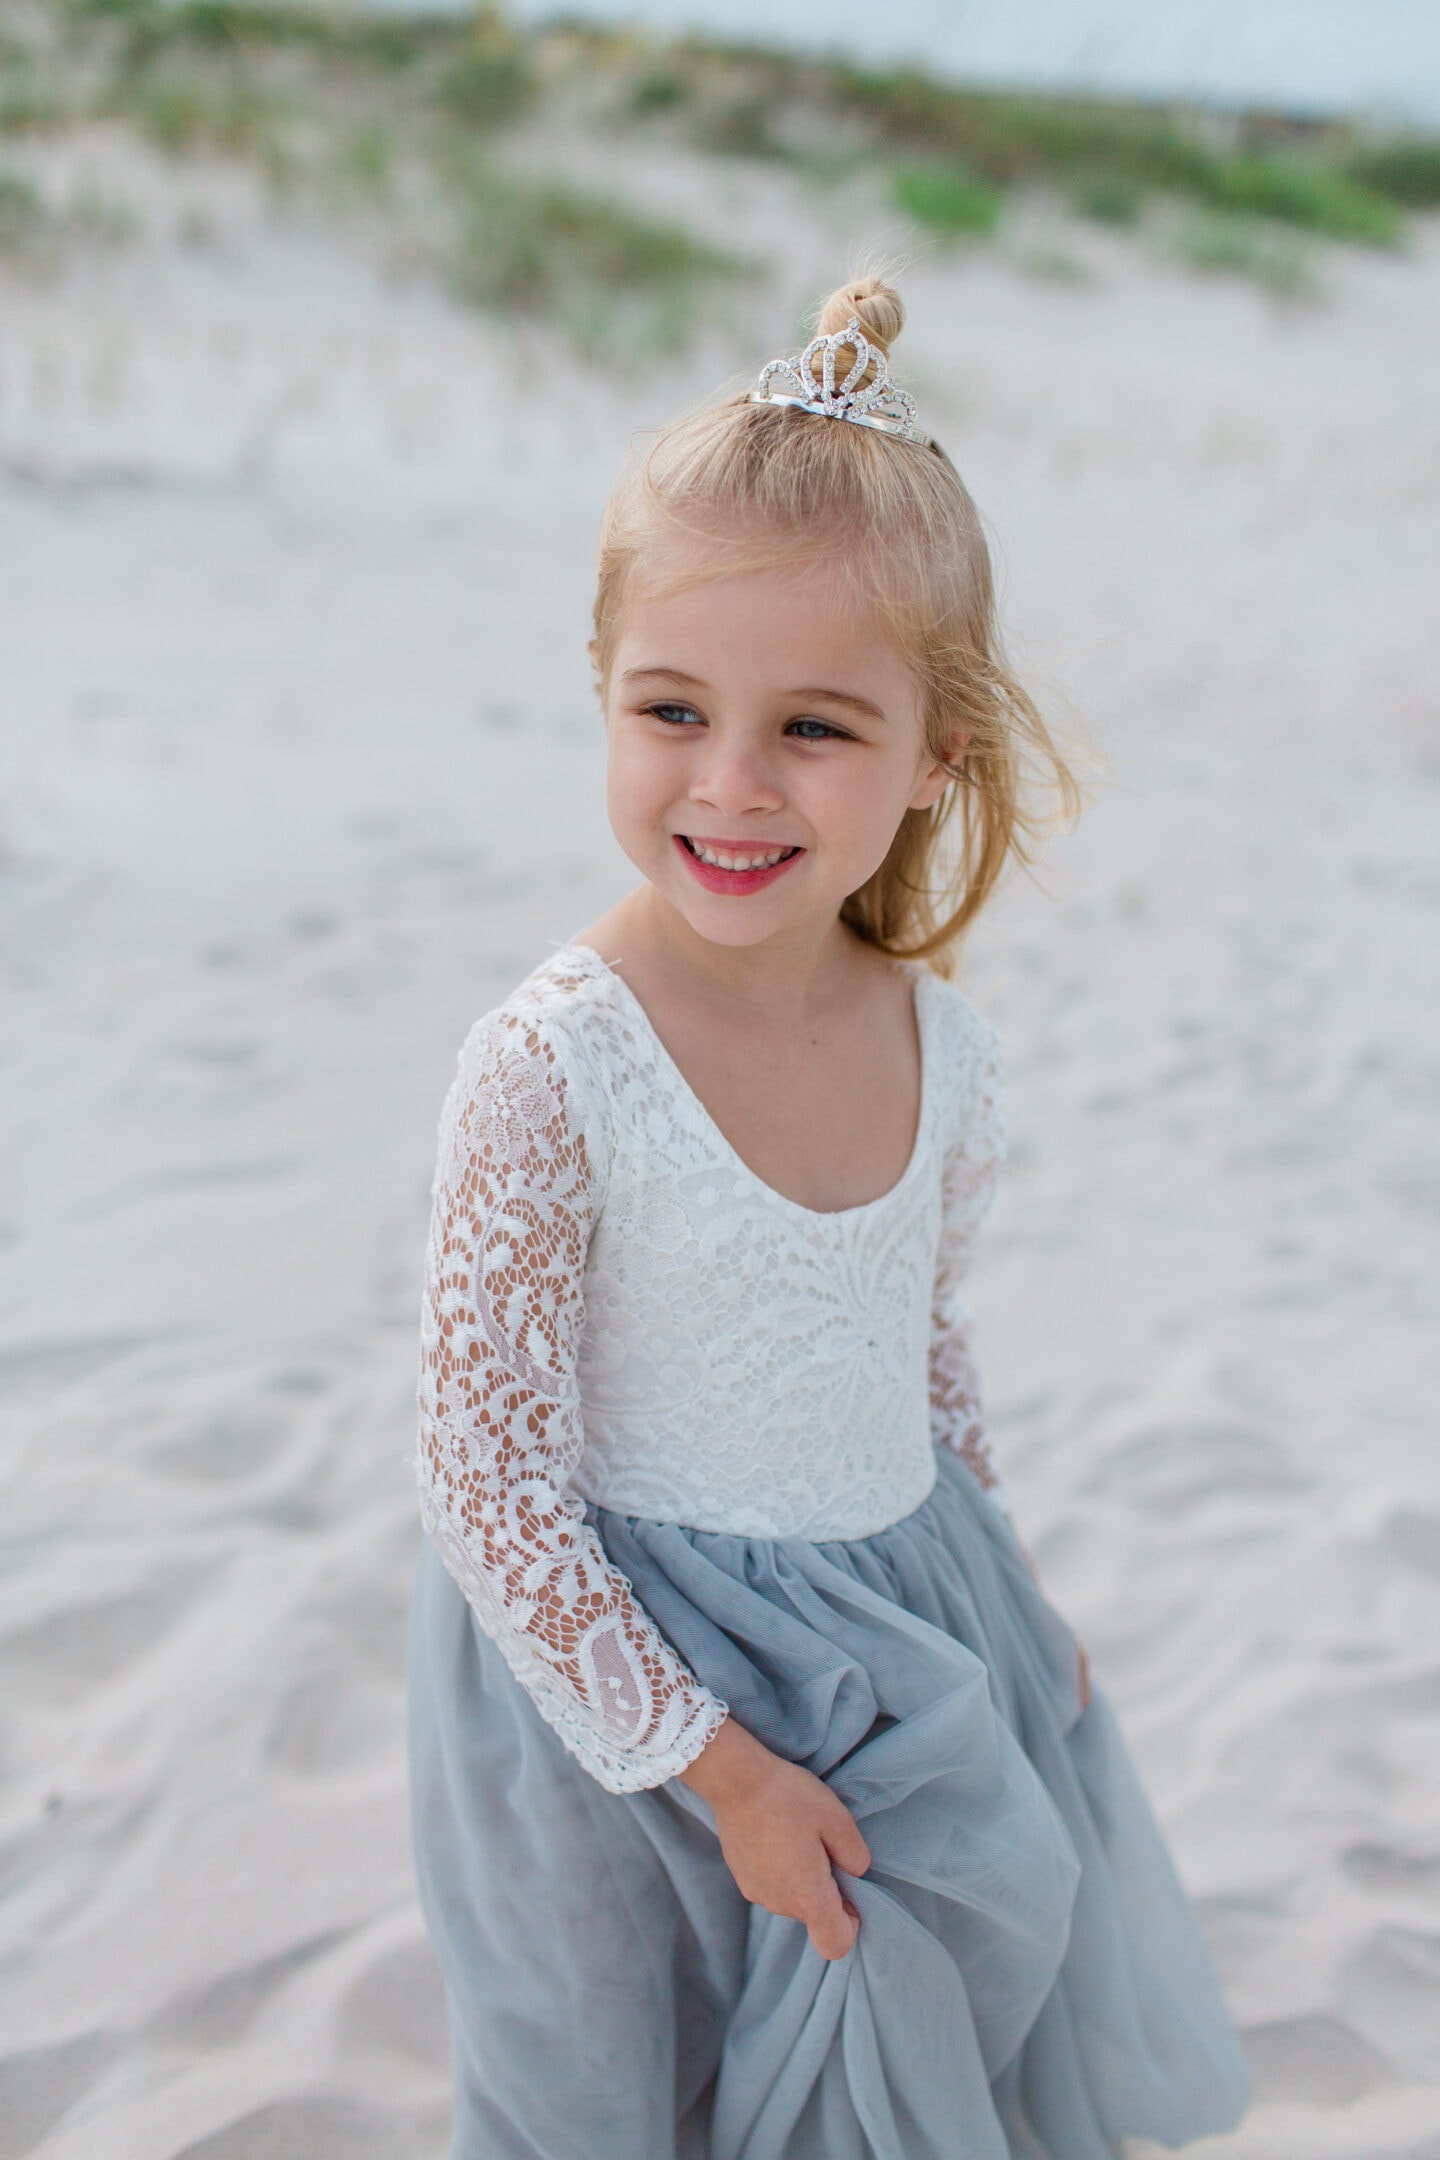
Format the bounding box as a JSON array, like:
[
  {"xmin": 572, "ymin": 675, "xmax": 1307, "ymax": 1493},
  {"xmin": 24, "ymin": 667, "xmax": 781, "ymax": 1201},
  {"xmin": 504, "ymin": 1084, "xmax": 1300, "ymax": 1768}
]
[{"xmin": 407, "ymin": 277, "xmax": 1250, "ymax": 2160}]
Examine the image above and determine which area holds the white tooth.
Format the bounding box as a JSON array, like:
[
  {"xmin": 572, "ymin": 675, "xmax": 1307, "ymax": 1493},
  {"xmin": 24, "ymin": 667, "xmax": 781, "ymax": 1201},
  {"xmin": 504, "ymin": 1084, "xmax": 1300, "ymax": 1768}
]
[{"xmin": 691, "ymin": 841, "xmax": 798, "ymax": 870}]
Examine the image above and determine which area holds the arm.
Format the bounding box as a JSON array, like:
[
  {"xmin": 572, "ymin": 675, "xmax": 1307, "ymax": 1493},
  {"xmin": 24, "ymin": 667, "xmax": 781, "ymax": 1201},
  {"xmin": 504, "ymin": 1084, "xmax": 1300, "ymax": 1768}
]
[
  {"xmin": 416, "ymin": 1006, "xmax": 727, "ymax": 1793},
  {"xmin": 930, "ymin": 1299, "xmax": 1007, "ymax": 1506},
  {"xmin": 680, "ymin": 1715, "xmax": 870, "ymax": 1963},
  {"xmin": 929, "ymin": 1019, "xmax": 1009, "ymax": 1510},
  {"xmin": 928, "ymin": 1019, "xmax": 1091, "ymax": 1704}
]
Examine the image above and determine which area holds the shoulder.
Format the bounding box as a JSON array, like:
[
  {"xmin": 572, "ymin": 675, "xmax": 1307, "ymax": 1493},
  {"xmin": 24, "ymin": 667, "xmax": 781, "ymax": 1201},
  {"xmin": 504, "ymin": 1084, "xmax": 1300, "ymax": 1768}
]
[
  {"xmin": 439, "ymin": 946, "xmax": 623, "ymax": 1164},
  {"xmin": 460, "ymin": 944, "xmax": 619, "ymax": 1068},
  {"xmin": 916, "ymin": 970, "xmax": 1005, "ymax": 1166},
  {"xmin": 918, "ymin": 969, "xmax": 1000, "ymax": 1058},
  {"xmin": 918, "ymin": 971, "xmax": 1003, "ymax": 1100}
]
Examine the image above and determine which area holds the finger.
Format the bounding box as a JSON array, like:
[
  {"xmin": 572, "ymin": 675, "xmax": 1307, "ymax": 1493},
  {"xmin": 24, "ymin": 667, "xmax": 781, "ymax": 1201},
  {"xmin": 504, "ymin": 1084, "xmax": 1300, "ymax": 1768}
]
[
  {"xmin": 805, "ymin": 1886, "xmax": 860, "ymax": 1962},
  {"xmin": 798, "ymin": 1857, "xmax": 859, "ymax": 1963},
  {"xmin": 822, "ymin": 1813, "xmax": 872, "ymax": 1878}
]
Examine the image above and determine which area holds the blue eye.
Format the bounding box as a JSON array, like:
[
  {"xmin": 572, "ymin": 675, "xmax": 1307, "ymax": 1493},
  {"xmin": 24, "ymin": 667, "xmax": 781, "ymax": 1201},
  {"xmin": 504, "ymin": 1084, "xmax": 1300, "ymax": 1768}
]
[
  {"xmin": 788, "ymin": 717, "xmax": 846, "ymax": 741},
  {"xmin": 648, "ymin": 702, "xmax": 704, "ymax": 727}
]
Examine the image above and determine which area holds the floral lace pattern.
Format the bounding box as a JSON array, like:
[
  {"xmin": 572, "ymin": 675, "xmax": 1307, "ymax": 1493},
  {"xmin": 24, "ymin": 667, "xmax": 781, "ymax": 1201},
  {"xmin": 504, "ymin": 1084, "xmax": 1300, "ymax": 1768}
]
[
  {"xmin": 930, "ymin": 1078, "xmax": 1009, "ymax": 1507},
  {"xmin": 416, "ymin": 945, "xmax": 1005, "ymax": 1792},
  {"xmin": 417, "ymin": 966, "xmax": 728, "ymax": 1792}
]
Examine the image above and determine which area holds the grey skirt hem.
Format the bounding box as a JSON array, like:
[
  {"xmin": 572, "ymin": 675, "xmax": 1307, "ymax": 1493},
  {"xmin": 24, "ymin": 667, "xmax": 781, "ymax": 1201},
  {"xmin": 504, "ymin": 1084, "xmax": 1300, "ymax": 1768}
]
[{"xmin": 407, "ymin": 1450, "xmax": 1250, "ymax": 2160}]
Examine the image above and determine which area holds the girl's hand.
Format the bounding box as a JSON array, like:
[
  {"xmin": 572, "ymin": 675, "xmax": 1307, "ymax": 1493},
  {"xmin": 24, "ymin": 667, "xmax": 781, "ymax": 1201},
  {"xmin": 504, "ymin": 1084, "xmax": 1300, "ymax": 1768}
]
[{"xmin": 679, "ymin": 1716, "xmax": 870, "ymax": 1961}]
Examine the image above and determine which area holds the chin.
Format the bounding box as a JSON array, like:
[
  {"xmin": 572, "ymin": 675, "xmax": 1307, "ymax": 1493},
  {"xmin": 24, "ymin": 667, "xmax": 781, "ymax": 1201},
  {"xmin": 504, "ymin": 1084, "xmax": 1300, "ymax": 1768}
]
[{"xmin": 669, "ymin": 895, "xmax": 795, "ymax": 948}]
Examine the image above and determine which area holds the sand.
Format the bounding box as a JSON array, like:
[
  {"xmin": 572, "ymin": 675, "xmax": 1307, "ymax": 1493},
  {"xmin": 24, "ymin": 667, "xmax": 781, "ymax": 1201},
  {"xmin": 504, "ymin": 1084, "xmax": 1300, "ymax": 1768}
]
[{"xmin": 2, "ymin": 126, "xmax": 1438, "ymax": 2160}]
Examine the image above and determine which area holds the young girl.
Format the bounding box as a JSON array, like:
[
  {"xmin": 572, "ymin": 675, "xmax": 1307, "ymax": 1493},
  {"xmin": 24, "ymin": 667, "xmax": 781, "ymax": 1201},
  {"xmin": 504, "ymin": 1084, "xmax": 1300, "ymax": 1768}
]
[{"xmin": 407, "ymin": 277, "xmax": 1250, "ymax": 2160}]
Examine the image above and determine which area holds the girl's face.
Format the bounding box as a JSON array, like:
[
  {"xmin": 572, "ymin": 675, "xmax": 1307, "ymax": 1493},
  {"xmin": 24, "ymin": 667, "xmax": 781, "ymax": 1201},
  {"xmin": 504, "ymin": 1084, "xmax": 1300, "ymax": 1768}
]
[{"xmin": 603, "ymin": 552, "xmax": 953, "ymax": 952}]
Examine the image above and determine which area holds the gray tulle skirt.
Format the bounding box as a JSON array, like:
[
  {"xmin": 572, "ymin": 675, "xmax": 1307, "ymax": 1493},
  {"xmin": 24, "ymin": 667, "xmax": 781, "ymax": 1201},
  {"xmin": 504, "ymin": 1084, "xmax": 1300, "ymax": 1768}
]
[{"xmin": 406, "ymin": 1451, "xmax": 1250, "ymax": 2160}]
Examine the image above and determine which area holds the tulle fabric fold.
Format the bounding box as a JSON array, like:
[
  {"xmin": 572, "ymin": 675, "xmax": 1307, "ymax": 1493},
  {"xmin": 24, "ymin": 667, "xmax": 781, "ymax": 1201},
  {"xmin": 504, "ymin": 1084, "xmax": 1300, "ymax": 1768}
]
[{"xmin": 408, "ymin": 1451, "xmax": 1249, "ymax": 2160}]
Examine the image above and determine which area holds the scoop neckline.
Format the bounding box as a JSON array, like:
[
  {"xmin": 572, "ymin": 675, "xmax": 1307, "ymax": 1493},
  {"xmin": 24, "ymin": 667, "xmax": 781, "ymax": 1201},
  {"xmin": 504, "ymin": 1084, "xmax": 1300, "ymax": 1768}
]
[{"xmin": 555, "ymin": 939, "xmax": 934, "ymax": 1225}]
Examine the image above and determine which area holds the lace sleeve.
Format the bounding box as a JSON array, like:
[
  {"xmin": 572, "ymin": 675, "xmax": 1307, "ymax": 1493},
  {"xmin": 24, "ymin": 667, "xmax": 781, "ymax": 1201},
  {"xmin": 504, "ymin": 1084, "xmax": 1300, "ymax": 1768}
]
[
  {"xmin": 929, "ymin": 1014, "xmax": 1010, "ymax": 1514},
  {"xmin": 415, "ymin": 1005, "xmax": 728, "ymax": 1793}
]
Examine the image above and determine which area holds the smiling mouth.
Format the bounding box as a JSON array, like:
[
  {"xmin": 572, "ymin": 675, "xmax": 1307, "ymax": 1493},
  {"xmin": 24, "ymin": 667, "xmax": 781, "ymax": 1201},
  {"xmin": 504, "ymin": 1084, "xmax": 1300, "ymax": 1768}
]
[
  {"xmin": 674, "ymin": 835, "xmax": 805, "ymax": 894},
  {"xmin": 680, "ymin": 837, "xmax": 802, "ymax": 871}
]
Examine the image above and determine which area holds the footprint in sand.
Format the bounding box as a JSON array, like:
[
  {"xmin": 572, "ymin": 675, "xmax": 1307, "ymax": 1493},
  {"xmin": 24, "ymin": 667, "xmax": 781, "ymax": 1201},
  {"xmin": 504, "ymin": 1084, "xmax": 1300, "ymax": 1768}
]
[
  {"xmin": 338, "ymin": 1937, "xmax": 449, "ymax": 2074},
  {"xmin": 0, "ymin": 2030, "xmax": 122, "ymax": 2159},
  {"xmin": 1243, "ymin": 2011, "xmax": 1393, "ymax": 2106},
  {"xmin": 0, "ymin": 1572, "xmax": 206, "ymax": 1706}
]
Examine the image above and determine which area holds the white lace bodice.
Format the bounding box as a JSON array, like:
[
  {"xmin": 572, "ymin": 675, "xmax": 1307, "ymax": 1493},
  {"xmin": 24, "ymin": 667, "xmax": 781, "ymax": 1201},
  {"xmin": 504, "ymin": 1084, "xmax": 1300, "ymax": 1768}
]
[{"xmin": 416, "ymin": 943, "xmax": 1005, "ymax": 1792}]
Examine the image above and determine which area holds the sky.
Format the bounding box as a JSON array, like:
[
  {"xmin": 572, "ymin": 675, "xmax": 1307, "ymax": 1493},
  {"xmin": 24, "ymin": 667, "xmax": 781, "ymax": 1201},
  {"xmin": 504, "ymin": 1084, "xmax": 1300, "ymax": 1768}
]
[{"xmin": 501, "ymin": 0, "xmax": 1440, "ymax": 124}]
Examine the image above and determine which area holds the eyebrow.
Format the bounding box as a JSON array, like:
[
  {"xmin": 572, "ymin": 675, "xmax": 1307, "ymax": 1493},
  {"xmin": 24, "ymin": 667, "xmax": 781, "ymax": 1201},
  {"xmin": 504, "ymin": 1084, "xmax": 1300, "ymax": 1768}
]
[
  {"xmin": 620, "ymin": 666, "xmax": 887, "ymax": 722},
  {"xmin": 788, "ymin": 685, "xmax": 888, "ymax": 722}
]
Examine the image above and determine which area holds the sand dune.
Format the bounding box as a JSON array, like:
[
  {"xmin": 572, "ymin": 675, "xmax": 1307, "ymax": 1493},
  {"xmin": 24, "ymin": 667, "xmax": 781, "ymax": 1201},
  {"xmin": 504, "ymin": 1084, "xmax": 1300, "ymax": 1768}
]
[{"xmin": 2, "ymin": 130, "xmax": 1438, "ymax": 2159}]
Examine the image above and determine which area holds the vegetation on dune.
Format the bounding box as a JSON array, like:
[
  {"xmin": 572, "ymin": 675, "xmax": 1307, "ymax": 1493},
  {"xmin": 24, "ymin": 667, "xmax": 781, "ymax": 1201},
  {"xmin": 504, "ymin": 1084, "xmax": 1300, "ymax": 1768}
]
[
  {"xmin": 0, "ymin": 0, "xmax": 748, "ymax": 345},
  {"xmin": 891, "ymin": 163, "xmax": 1001, "ymax": 238},
  {"xmin": 840, "ymin": 74, "xmax": 1226, "ymax": 193},
  {"xmin": 441, "ymin": 146, "xmax": 745, "ymax": 350},
  {"xmin": 1344, "ymin": 137, "xmax": 1440, "ymax": 207},
  {"xmin": 619, "ymin": 44, "xmax": 1424, "ymax": 238},
  {"xmin": 0, "ymin": 0, "xmax": 1434, "ymax": 330},
  {"xmin": 1174, "ymin": 211, "xmax": 1319, "ymax": 297},
  {"xmin": 0, "ymin": 160, "xmax": 41, "ymax": 246},
  {"xmin": 845, "ymin": 79, "xmax": 1403, "ymax": 247},
  {"xmin": 1205, "ymin": 155, "xmax": 1398, "ymax": 242},
  {"xmin": 0, "ymin": 154, "xmax": 134, "ymax": 267},
  {"xmin": 614, "ymin": 41, "xmax": 1426, "ymax": 256}
]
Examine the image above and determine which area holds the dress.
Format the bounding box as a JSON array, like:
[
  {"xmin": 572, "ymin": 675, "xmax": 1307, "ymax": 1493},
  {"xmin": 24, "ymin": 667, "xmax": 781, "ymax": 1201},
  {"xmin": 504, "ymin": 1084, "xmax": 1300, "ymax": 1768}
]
[{"xmin": 406, "ymin": 943, "xmax": 1250, "ymax": 2160}]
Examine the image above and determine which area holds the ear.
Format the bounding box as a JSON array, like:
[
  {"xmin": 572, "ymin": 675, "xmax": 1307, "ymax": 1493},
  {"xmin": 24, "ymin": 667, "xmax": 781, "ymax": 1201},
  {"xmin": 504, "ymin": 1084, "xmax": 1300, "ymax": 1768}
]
[
  {"xmin": 587, "ymin": 637, "xmax": 608, "ymax": 713},
  {"xmin": 909, "ymin": 736, "xmax": 967, "ymax": 812}
]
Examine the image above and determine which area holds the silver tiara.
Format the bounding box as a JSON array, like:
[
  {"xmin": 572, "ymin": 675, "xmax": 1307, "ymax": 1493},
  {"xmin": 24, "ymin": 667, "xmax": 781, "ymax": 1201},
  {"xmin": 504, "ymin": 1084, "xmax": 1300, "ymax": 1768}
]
[{"xmin": 750, "ymin": 317, "xmax": 933, "ymax": 447}]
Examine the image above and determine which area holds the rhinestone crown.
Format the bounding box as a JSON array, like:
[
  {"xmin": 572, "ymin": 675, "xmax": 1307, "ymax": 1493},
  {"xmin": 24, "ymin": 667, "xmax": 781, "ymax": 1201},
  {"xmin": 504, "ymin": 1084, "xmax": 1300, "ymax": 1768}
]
[{"xmin": 749, "ymin": 316, "xmax": 932, "ymax": 446}]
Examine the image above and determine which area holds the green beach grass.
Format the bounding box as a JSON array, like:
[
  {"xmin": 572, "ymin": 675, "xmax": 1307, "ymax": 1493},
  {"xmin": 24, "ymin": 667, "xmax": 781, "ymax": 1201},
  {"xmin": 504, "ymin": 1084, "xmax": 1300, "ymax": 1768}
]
[{"xmin": 0, "ymin": 0, "xmax": 1434, "ymax": 331}]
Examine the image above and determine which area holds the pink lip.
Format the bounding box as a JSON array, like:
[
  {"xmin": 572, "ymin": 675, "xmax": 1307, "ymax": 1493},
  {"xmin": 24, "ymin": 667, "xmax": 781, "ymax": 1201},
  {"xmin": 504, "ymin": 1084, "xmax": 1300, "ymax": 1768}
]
[{"xmin": 673, "ymin": 835, "xmax": 805, "ymax": 896}]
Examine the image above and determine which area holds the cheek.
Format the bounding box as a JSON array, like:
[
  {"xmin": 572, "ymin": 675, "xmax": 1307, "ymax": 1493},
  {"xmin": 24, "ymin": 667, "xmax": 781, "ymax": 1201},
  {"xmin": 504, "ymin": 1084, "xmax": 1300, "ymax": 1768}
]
[
  {"xmin": 605, "ymin": 724, "xmax": 671, "ymax": 832},
  {"xmin": 807, "ymin": 749, "xmax": 924, "ymax": 850}
]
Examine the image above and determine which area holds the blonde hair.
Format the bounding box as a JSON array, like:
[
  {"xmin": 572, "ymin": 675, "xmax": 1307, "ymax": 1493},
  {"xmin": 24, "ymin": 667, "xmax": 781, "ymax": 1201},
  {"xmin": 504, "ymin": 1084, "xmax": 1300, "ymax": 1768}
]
[{"xmin": 593, "ymin": 276, "xmax": 1080, "ymax": 973}]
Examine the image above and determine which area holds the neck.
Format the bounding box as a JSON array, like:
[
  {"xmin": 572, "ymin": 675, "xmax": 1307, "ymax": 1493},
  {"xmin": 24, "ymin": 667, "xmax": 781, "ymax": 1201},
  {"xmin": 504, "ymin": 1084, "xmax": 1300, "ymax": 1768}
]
[{"xmin": 606, "ymin": 884, "xmax": 862, "ymax": 1025}]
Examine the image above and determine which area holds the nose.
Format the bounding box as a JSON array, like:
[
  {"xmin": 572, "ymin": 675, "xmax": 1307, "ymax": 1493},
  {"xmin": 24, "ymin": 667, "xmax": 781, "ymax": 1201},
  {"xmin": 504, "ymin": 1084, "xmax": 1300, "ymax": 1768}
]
[{"xmin": 687, "ymin": 732, "xmax": 786, "ymax": 820}]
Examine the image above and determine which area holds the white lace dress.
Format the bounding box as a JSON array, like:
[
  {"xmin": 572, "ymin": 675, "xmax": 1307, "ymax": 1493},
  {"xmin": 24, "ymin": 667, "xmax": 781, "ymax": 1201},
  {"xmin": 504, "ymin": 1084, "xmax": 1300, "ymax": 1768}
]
[
  {"xmin": 415, "ymin": 941, "xmax": 1007, "ymax": 1794},
  {"xmin": 407, "ymin": 943, "xmax": 1252, "ymax": 2160}
]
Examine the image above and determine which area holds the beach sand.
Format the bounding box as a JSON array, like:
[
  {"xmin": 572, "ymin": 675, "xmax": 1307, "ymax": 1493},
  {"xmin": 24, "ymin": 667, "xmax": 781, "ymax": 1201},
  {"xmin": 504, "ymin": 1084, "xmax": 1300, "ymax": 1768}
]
[{"xmin": 2, "ymin": 129, "xmax": 1438, "ymax": 2159}]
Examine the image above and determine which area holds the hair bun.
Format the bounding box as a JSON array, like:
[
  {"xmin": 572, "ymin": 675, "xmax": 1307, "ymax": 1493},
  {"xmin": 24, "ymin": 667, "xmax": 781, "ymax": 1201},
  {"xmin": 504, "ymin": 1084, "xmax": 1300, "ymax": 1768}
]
[
  {"xmin": 807, "ymin": 277, "xmax": 904, "ymax": 395},
  {"xmin": 816, "ymin": 277, "xmax": 905, "ymax": 356}
]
